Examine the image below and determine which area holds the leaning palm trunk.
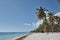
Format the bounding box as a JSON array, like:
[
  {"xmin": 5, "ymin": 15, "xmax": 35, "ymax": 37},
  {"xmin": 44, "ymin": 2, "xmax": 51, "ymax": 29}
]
[
  {"xmin": 51, "ymin": 24, "xmax": 54, "ymax": 32},
  {"xmin": 48, "ymin": 14, "xmax": 54, "ymax": 32},
  {"xmin": 58, "ymin": 22, "xmax": 60, "ymax": 31},
  {"xmin": 43, "ymin": 18, "xmax": 49, "ymax": 33},
  {"xmin": 49, "ymin": 22, "xmax": 54, "ymax": 32}
]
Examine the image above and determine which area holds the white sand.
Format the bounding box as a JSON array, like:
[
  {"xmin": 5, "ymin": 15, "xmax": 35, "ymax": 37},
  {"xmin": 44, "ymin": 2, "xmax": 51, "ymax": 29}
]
[{"xmin": 23, "ymin": 33, "xmax": 60, "ymax": 40}]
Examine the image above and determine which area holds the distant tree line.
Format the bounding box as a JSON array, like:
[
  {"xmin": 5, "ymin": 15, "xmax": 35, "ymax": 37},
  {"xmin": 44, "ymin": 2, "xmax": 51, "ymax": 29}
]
[{"xmin": 32, "ymin": 7, "xmax": 60, "ymax": 33}]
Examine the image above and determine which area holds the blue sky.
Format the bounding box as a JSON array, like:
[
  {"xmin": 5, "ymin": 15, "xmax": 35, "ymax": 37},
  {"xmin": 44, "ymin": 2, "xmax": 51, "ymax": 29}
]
[{"xmin": 0, "ymin": 0, "xmax": 60, "ymax": 32}]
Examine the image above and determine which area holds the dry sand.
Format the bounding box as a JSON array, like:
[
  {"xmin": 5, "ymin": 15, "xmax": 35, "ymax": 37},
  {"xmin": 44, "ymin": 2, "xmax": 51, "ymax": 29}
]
[{"xmin": 23, "ymin": 33, "xmax": 60, "ymax": 40}]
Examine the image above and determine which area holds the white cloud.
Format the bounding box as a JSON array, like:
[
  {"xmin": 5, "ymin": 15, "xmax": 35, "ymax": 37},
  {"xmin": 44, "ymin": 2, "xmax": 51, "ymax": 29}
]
[
  {"xmin": 24, "ymin": 23, "xmax": 31, "ymax": 26},
  {"xmin": 44, "ymin": 11, "xmax": 49, "ymax": 14},
  {"xmin": 44, "ymin": 11, "xmax": 49, "ymax": 17},
  {"xmin": 24, "ymin": 22, "xmax": 36, "ymax": 27},
  {"xmin": 54, "ymin": 12, "xmax": 60, "ymax": 17},
  {"xmin": 24, "ymin": 20, "xmax": 43, "ymax": 29},
  {"xmin": 36, "ymin": 19, "xmax": 43, "ymax": 28},
  {"xmin": 32, "ymin": 22, "xmax": 36, "ymax": 27}
]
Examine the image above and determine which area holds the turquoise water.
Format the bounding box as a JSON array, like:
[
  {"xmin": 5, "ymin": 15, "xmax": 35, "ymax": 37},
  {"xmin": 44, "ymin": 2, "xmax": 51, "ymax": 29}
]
[{"xmin": 0, "ymin": 32, "xmax": 29, "ymax": 40}]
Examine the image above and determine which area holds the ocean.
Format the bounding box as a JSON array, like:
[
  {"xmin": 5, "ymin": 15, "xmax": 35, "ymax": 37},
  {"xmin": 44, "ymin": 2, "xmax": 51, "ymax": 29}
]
[{"xmin": 0, "ymin": 32, "xmax": 29, "ymax": 40}]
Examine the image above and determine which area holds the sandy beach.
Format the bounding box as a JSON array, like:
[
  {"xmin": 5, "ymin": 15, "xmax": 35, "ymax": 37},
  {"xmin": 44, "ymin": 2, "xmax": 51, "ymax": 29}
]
[{"xmin": 15, "ymin": 33, "xmax": 60, "ymax": 40}]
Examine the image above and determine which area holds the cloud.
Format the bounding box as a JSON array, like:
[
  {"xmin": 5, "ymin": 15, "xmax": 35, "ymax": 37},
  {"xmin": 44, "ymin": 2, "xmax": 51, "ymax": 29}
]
[
  {"xmin": 24, "ymin": 23, "xmax": 31, "ymax": 26},
  {"xmin": 24, "ymin": 22, "xmax": 36, "ymax": 27},
  {"xmin": 24, "ymin": 20, "xmax": 43, "ymax": 29},
  {"xmin": 44, "ymin": 11, "xmax": 49, "ymax": 17},
  {"xmin": 32, "ymin": 22, "xmax": 36, "ymax": 27},
  {"xmin": 36, "ymin": 20, "xmax": 43, "ymax": 28},
  {"xmin": 54, "ymin": 12, "xmax": 60, "ymax": 17}
]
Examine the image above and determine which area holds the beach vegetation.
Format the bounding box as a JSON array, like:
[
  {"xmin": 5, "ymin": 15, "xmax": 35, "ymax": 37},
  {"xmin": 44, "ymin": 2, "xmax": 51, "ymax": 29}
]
[{"xmin": 31, "ymin": 7, "xmax": 60, "ymax": 33}]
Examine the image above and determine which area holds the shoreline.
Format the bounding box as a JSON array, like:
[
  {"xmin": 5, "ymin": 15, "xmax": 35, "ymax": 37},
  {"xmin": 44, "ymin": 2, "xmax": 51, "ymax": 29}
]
[
  {"xmin": 15, "ymin": 35, "xmax": 27, "ymax": 40},
  {"xmin": 13, "ymin": 33, "xmax": 31, "ymax": 40},
  {"xmin": 15, "ymin": 32, "xmax": 60, "ymax": 40}
]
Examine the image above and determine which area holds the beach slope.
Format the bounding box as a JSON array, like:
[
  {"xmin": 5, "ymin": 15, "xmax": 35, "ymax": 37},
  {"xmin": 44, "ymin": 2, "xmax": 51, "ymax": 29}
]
[
  {"xmin": 15, "ymin": 33, "xmax": 60, "ymax": 40},
  {"xmin": 23, "ymin": 33, "xmax": 60, "ymax": 40}
]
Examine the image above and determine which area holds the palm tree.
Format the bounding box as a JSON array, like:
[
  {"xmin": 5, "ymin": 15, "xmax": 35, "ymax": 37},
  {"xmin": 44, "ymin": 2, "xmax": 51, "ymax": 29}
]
[
  {"xmin": 48, "ymin": 13, "xmax": 54, "ymax": 32},
  {"xmin": 36, "ymin": 7, "xmax": 49, "ymax": 32},
  {"xmin": 43, "ymin": 20, "xmax": 50, "ymax": 32},
  {"xmin": 36, "ymin": 7, "xmax": 46, "ymax": 19},
  {"xmin": 32, "ymin": 6, "xmax": 60, "ymax": 33},
  {"xmin": 58, "ymin": 0, "xmax": 60, "ymax": 3},
  {"xmin": 54, "ymin": 16, "xmax": 60, "ymax": 25},
  {"xmin": 54, "ymin": 16, "xmax": 60, "ymax": 31}
]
